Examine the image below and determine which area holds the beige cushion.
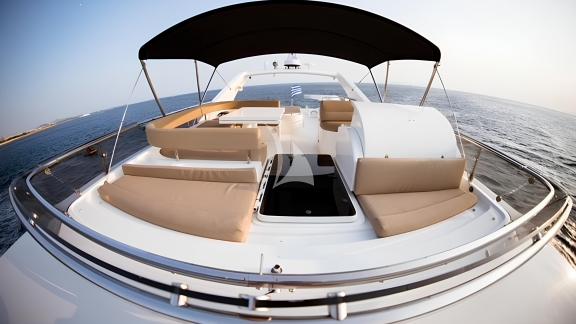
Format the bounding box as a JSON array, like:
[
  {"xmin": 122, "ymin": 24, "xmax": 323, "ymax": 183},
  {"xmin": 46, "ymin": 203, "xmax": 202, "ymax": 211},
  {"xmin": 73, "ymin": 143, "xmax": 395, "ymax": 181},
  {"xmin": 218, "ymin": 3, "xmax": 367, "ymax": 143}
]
[
  {"xmin": 148, "ymin": 108, "xmax": 204, "ymax": 130},
  {"xmin": 145, "ymin": 101, "xmax": 277, "ymax": 162},
  {"xmin": 283, "ymin": 106, "xmax": 301, "ymax": 114},
  {"xmin": 147, "ymin": 100, "xmax": 280, "ymax": 130},
  {"xmin": 122, "ymin": 164, "xmax": 258, "ymax": 183},
  {"xmin": 354, "ymin": 157, "xmax": 477, "ymax": 237},
  {"xmin": 320, "ymin": 101, "xmax": 354, "ymax": 131},
  {"xmin": 148, "ymin": 127, "xmax": 262, "ymax": 152},
  {"xmin": 196, "ymin": 119, "xmax": 234, "ymax": 128},
  {"xmin": 200, "ymin": 100, "xmax": 280, "ymax": 115},
  {"xmin": 159, "ymin": 143, "xmax": 267, "ymax": 164},
  {"xmin": 320, "ymin": 100, "xmax": 354, "ymax": 120},
  {"xmin": 320, "ymin": 121, "xmax": 351, "ymax": 132},
  {"xmin": 98, "ymin": 175, "xmax": 258, "ymax": 242},
  {"xmin": 358, "ymin": 189, "xmax": 478, "ymax": 237},
  {"xmin": 354, "ymin": 158, "xmax": 466, "ymax": 195}
]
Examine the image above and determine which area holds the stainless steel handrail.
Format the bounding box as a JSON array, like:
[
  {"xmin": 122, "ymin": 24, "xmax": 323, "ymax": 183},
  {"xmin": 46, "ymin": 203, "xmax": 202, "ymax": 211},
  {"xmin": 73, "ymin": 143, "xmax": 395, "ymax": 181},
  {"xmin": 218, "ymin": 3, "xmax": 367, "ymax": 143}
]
[
  {"xmin": 11, "ymin": 182, "xmax": 570, "ymax": 319},
  {"xmin": 17, "ymin": 126, "xmax": 566, "ymax": 288}
]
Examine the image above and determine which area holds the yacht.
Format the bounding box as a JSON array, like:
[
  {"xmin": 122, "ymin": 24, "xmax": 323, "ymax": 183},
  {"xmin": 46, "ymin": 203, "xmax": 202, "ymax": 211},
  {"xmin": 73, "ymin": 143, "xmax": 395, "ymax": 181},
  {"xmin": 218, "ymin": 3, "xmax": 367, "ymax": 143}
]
[{"xmin": 1, "ymin": 1, "xmax": 574, "ymax": 323}]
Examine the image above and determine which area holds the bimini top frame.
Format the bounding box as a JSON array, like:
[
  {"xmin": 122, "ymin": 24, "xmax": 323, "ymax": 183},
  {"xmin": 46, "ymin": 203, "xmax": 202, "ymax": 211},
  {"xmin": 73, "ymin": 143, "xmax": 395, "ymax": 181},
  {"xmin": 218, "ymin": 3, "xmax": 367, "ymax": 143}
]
[
  {"xmin": 138, "ymin": 1, "xmax": 442, "ymax": 112},
  {"xmin": 138, "ymin": 0, "xmax": 440, "ymax": 67}
]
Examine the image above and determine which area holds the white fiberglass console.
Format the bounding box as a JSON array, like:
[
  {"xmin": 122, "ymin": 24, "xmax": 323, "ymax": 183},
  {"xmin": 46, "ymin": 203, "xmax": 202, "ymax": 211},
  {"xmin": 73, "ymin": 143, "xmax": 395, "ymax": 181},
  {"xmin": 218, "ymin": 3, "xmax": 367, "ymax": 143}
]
[{"xmin": 335, "ymin": 102, "xmax": 461, "ymax": 189}]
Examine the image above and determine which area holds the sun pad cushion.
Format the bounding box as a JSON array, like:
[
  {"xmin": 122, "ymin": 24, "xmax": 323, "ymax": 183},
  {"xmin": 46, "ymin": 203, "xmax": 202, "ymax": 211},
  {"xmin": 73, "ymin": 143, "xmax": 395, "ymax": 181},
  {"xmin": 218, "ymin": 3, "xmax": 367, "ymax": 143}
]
[{"xmin": 98, "ymin": 174, "xmax": 258, "ymax": 242}]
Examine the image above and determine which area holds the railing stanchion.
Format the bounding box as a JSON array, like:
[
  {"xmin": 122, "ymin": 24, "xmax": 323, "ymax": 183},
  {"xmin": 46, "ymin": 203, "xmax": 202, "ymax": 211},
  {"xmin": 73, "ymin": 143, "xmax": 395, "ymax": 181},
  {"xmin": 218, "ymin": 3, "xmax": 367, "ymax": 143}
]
[{"xmin": 469, "ymin": 148, "xmax": 482, "ymax": 182}]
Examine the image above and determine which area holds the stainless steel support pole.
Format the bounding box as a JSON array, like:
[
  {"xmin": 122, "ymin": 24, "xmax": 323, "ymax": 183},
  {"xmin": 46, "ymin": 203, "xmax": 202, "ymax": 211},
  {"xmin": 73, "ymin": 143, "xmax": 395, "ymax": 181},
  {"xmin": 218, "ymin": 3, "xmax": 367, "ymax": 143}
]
[
  {"xmin": 200, "ymin": 67, "xmax": 217, "ymax": 105},
  {"xmin": 383, "ymin": 61, "xmax": 390, "ymax": 101},
  {"xmin": 419, "ymin": 62, "xmax": 439, "ymax": 106},
  {"xmin": 469, "ymin": 149, "xmax": 482, "ymax": 182},
  {"xmin": 140, "ymin": 60, "xmax": 166, "ymax": 116},
  {"xmin": 369, "ymin": 68, "xmax": 383, "ymax": 103},
  {"xmin": 194, "ymin": 60, "xmax": 202, "ymax": 104}
]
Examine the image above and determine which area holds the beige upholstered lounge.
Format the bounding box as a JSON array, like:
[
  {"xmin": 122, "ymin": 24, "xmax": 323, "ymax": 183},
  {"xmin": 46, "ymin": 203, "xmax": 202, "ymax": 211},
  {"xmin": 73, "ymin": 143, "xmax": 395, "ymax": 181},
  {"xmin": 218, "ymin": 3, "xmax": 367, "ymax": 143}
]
[
  {"xmin": 146, "ymin": 100, "xmax": 278, "ymax": 163},
  {"xmin": 196, "ymin": 119, "xmax": 233, "ymax": 128},
  {"xmin": 149, "ymin": 128, "xmax": 268, "ymax": 163},
  {"xmin": 98, "ymin": 164, "xmax": 259, "ymax": 242},
  {"xmin": 199, "ymin": 100, "xmax": 280, "ymax": 116},
  {"xmin": 354, "ymin": 158, "xmax": 478, "ymax": 237},
  {"xmin": 320, "ymin": 100, "xmax": 354, "ymax": 132},
  {"xmin": 283, "ymin": 106, "xmax": 302, "ymax": 114},
  {"xmin": 146, "ymin": 100, "xmax": 280, "ymax": 130}
]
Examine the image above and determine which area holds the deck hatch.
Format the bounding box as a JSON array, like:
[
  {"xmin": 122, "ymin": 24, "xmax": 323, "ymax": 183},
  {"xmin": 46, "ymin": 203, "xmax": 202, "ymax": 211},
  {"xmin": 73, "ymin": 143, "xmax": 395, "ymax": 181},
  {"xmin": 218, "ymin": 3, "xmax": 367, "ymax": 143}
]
[{"xmin": 259, "ymin": 154, "xmax": 355, "ymax": 219}]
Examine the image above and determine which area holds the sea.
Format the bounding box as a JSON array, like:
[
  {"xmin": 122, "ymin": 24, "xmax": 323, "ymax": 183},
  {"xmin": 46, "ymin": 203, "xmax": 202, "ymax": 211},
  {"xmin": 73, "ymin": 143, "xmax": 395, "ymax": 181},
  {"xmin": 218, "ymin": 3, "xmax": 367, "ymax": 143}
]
[{"xmin": 0, "ymin": 83, "xmax": 575, "ymax": 261}]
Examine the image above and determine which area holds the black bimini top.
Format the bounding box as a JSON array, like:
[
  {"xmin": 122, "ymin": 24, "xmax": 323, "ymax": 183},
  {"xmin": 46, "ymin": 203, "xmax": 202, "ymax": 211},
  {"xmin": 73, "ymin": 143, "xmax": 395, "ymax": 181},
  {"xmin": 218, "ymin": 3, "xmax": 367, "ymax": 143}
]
[{"xmin": 138, "ymin": 1, "xmax": 441, "ymax": 68}]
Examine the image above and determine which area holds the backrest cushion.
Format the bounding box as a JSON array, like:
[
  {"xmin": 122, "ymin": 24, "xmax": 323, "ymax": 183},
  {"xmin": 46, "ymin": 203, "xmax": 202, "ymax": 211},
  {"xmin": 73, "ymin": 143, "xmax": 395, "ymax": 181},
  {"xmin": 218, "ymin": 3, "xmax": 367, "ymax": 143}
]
[
  {"xmin": 122, "ymin": 164, "xmax": 258, "ymax": 183},
  {"xmin": 320, "ymin": 100, "xmax": 354, "ymax": 122},
  {"xmin": 146, "ymin": 127, "xmax": 261, "ymax": 151},
  {"xmin": 354, "ymin": 158, "xmax": 466, "ymax": 195},
  {"xmin": 148, "ymin": 107, "xmax": 205, "ymax": 129}
]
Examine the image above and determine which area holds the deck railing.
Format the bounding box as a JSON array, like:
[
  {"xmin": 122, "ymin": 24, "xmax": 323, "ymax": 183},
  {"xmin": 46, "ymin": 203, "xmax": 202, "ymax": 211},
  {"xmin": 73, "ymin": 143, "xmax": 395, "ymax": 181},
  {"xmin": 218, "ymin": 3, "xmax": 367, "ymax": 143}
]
[{"xmin": 9, "ymin": 115, "xmax": 573, "ymax": 317}]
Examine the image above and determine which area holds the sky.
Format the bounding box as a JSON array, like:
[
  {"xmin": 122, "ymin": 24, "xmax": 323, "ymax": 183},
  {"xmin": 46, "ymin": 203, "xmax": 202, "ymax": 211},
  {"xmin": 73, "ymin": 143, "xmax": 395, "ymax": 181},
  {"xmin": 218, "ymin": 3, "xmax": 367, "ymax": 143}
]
[{"xmin": 1, "ymin": 0, "xmax": 575, "ymax": 138}]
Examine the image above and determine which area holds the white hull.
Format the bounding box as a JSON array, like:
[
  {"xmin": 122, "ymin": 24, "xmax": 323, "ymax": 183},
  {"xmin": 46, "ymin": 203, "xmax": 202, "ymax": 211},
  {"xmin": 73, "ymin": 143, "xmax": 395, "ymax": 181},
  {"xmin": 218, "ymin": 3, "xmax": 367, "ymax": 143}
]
[{"xmin": 1, "ymin": 233, "xmax": 574, "ymax": 323}]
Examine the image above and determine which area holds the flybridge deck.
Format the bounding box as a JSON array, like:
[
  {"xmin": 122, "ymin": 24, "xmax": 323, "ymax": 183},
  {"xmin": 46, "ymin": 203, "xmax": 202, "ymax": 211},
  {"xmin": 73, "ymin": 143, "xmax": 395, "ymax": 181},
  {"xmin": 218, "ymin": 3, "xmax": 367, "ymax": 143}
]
[
  {"xmin": 4, "ymin": 1, "xmax": 574, "ymax": 322},
  {"xmin": 31, "ymin": 99, "xmax": 524, "ymax": 275},
  {"xmin": 9, "ymin": 97, "xmax": 571, "ymax": 321}
]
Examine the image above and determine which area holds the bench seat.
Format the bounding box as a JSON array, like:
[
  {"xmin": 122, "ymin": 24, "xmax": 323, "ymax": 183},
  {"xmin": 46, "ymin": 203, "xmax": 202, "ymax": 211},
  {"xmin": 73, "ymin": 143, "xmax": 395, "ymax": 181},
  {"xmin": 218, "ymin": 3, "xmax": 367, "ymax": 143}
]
[
  {"xmin": 145, "ymin": 100, "xmax": 278, "ymax": 163},
  {"xmin": 148, "ymin": 127, "xmax": 267, "ymax": 163},
  {"xmin": 358, "ymin": 188, "xmax": 477, "ymax": 237},
  {"xmin": 354, "ymin": 158, "xmax": 477, "ymax": 237},
  {"xmin": 98, "ymin": 165, "xmax": 259, "ymax": 242}
]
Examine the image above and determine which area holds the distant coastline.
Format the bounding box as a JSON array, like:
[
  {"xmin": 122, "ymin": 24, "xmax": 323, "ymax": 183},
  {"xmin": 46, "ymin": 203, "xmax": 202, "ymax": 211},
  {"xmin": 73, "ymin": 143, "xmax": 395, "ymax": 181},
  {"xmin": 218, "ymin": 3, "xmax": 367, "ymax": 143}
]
[
  {"xmin": 0, "ymin": 123, "xmax": 56, "ymax": 147},
  {"xmin": 0, "ymin": 114, "xmax": 86, "ymax": 148}
]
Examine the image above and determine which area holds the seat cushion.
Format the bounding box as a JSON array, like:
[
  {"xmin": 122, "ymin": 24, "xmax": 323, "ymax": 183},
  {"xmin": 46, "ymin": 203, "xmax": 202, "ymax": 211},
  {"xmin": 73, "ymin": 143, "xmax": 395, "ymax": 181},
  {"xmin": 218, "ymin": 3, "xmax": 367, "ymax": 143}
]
[
  {"xmin": 98, "ymin": 176, "xmax": 258, "ymax": 242},
  {"xmin": 320, "ymin": 121, "xmax": 351, "ymax": 132},
  {"xmin": 358, "ymin": 189, "xmax": 478, "ymax": 237}
]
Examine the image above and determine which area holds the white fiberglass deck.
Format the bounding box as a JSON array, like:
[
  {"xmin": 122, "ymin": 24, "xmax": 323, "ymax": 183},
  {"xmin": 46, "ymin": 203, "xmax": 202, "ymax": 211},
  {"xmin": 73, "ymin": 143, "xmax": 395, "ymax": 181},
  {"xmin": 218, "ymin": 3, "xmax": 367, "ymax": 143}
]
[{"xmin": 67, "ymin": 108, "xmax": 510, "ymax": 274}]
